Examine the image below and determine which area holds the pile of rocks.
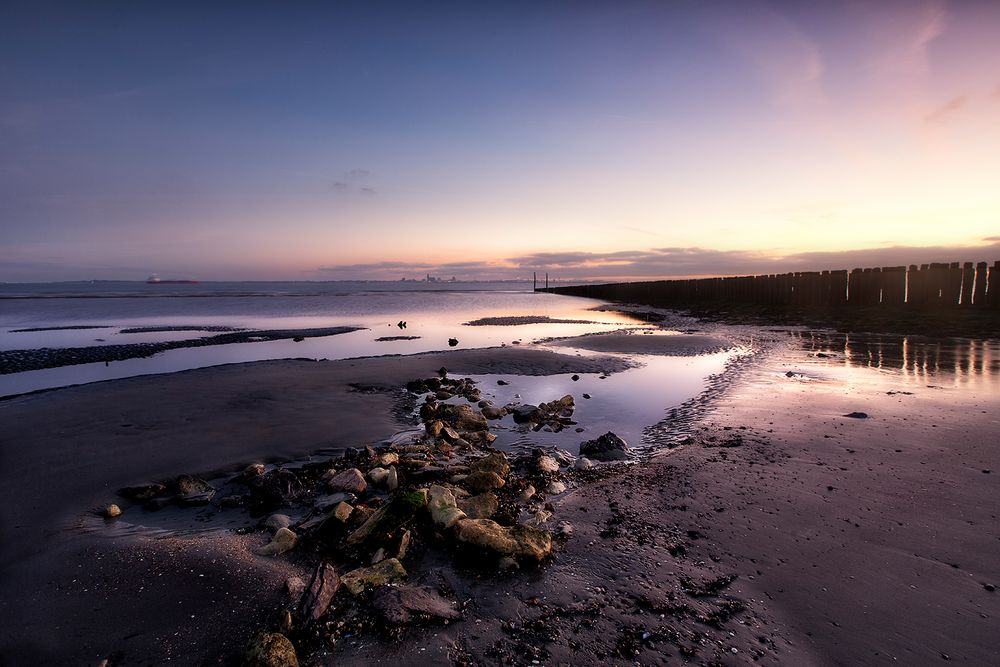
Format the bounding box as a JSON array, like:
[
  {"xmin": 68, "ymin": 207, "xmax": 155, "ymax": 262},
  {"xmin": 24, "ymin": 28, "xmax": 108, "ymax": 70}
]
[{"xmin": 108, "ymin": 373, "xmax": 633, "ymax": 665}]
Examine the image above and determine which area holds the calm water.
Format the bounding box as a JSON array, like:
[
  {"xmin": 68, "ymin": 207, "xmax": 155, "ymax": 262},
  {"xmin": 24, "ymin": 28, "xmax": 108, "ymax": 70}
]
[{"xmin": 0, "ymin": 281, "xmax": 653, "ymax": 396}]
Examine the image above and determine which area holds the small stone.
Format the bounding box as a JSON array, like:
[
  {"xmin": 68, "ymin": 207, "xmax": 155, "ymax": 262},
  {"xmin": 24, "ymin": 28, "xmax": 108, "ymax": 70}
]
[
  {"xmin": 254, "ymin": 527, "xmax": 297, "ymax": 556},
  {"xmin": 387, "ymin": 466, "xmax": 399, "ymax": 492},
  {"xmin": 579, "ymin": 432, "xmax": 631, "ymax": 461},
  {"xmin": 481, "ymin": 405, "xmax": 505, "ymax": 420},
  {"xmin": 245, "ymin": 632, "xmax": 298, "ymax": 667},
  {"xmin": 535, "ymin": 455, "xmax": 560, "ymax": 474},
  {"xmin": 285, "ymin": 576, "xmax": 306, "ymax": 598},
  {"xmin": 546, "ymin": 481, "xmax": 567, "ymax": 494},
  {"xmin": 520, "ymin": 485, "xmax": 536, "ymax": 501},
  {"xmin": 984, "ymin": 583, "xmax": 996, "ymax": 592},
  {"xmin": 582, "ymin": 393, "xmax": 591, "ymax": 399},
  {"xmin": 332, "ymin": 501, "xmax": 354, "ymax": 523},
  {"xmin": 103, "ymin": 504, "xmax": 122, "ymax": 519},
  {"xmin": 342, "ymin": 558, "xmax": 407, "ymax": 595},
  {"xmin": 571, "ymin": 374, "xmax": 580, "ymax": 381},
  {"xmin": 372, "ymin": 547, "xmax": 386, "ymax": 564},
  {"xmin": 397, "ymin": 529, "xmax": 412, "ymax": 559},
  {"xmin": 555, "ymin": 521, "xmax": 573, "ymax": 537},
  {"xmin": 326, "ymin": 468, "xmax": 367, "ymax": 494},
  {"xmin": 844, "ymin": 411, "xmax": 869, "ymax": 419},
  {"xmin": 574, "ymin": 456, "xmax": 594, "ymax": 470},
  {"xmin": 117, "ymin": 483, "xmax": 167, "ymax": 502},
  {"xmin": 368, "ymin": 467, "xmax": 389, "ymax": 484},
  {"xmin": 498, "ymin": 556, "xmax": 519, "ymax": 571},
  {"xmin": 242, "ymin": 463, "xmax": 266, "ymax": 478},
  {"xmin": 448, "ymin": 337, "xmax": 459, "ymax": 347},
  {"xmin": 264, "ymin": 514, "xmax": 293, "ymax": 532},
  {"xmin": 428, "ymin": 485, "xmax": 468, "ymax": 529},
  {"xmin": 377, "ymin": 452, "xmax": 400, "ymax": 466}
]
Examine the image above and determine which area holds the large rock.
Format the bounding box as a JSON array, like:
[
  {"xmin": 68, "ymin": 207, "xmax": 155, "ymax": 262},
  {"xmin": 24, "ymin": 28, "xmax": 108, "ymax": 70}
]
[
  {"xmin": 457, "ymin": 492, "xmax": 498, "ymax": 520},
  {"xmin": 463, "ymin": 471, "xmax": 505, "ymax": 493},
  {"xmin": 437, "ymin": 403, "xmax": 488, "ymax": 432},
  {"xmin": 512, "ymin": 404, "xmax": 540, "ymax": 424},
  {"xmin": 342, "ymin": 558, "xmax": 407, "ymax": 595},
  {"xmin": 454, "ymin": 518, "xmax": 552, "ymax": 562},
  {"xmin": 372, "ymin": 585, "xmax": 461, "ymax": 625},
  {"xmin": 326, "ymin": 468, "xmax": 367, "ymax": 494},
  {"xmin": 254, "ymin": 527, "xmax": 297, "ymax": 556},
  {"xmin": 245, "ymin": 632, "xmax": 298, "ymax": 667},
  {"xmin": 469, "ymin": 452, "xmax": 510, "ymax": 478},
  {"xmin": 300, "ymin": 562, "xmax": 340, "ymax": 622},
  {"xmin": 428, "ymin": 485, "xmax": 467, "ymax": 529},
  {"xmin": 579, "ymin": 432, "xmax": 632, "ymax": 461}
]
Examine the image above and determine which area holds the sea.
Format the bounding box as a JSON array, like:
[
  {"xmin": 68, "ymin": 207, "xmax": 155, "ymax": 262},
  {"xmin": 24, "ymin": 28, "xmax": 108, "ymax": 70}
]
[{"xmin": 0, "ymin": 280, "xmax": 748, "ymax": 448}]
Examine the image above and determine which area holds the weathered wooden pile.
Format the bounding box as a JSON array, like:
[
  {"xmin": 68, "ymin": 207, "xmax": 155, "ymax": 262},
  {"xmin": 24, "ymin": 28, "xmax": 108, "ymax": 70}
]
[{"xmin": 541, "ymin": 260, "xmax": 1000, "ymax": 309}]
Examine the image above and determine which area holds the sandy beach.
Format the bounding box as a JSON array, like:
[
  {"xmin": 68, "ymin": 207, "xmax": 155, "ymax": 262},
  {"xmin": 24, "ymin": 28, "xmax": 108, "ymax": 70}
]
[{"xmin": 0, "ymin": 330, "xmax": 997, "ymax": 666}]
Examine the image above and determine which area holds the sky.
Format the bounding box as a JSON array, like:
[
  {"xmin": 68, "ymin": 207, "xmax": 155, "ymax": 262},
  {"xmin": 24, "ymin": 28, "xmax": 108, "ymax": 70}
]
[{"xmin": 2, "ymin": 0, "xmax": 999, "ymax": 282}]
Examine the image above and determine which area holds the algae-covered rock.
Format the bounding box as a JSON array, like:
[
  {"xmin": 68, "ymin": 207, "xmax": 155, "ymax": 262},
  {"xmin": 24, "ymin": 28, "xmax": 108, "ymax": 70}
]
[
  {"xmin": 428, "ymin": 485, "xmax": 467, "ymax": 529},
  {"xmin": 342, "ymin": 558, "xmax": 407, "ymax": 595},
  {"xmin": 346, "ymin": 491, "xmax": 427, "ymax": 546},
  {"xmin": 245, "ymin": 632, "xmax": 298, "ymax": 667}
]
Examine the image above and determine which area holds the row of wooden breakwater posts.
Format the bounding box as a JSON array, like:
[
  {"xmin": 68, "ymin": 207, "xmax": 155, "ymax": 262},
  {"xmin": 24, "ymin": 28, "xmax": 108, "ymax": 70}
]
[{"xmin": 537, "ymin": 261, "xmax": 1000, "ymax": 308}]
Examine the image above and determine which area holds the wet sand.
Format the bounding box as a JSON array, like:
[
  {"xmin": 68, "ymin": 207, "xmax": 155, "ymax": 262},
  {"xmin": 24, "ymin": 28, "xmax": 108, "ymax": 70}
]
[{"xmin": 1, "ymin": 333, "xmax": 998, "ymax": 665}]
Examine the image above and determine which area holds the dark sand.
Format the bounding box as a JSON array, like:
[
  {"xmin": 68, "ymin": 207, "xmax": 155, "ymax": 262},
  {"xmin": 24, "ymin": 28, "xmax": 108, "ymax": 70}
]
[
  {"xmin": 2, "ymin": 335, "xmax": 998, "ymax": 665},
  {"xmin": 0, "ymin": 348, "xmax": 629, "ymax": 665}
]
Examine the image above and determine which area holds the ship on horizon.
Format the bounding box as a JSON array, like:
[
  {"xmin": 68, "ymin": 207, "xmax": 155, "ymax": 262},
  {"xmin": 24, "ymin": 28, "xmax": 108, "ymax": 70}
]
[{"xmin": 146, "ymin": 274, "xmax": 199, "ymax": 284}]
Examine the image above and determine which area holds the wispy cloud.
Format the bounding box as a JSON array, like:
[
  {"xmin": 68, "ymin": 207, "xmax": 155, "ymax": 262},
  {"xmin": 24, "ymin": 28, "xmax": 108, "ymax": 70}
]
[
  {"xmin": 711, "ymin": 2, "xmax": 826, "ymax": 108},
  {"xmin": 924, "ymin": 95, "xmax": 967, "ymax": 123},
  {"xmin": 867, "ymin": 0, "xmax": 947, "ymax": 80},
  {"xmin": 315, "ymin": 239, "xmax": 1000, "ymax": 281}
]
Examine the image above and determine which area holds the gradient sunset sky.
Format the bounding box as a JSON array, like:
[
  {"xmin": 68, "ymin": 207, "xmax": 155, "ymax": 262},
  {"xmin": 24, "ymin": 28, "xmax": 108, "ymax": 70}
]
[{"xmin": 2, "ymin": 1, "xmax": 999, "ymax": 281}]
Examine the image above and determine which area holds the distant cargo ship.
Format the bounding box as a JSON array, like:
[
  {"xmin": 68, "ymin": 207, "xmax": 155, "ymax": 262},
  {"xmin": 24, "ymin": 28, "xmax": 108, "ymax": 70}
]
[{"xmin": 146, "ymin": 274, "xmax": 199, "ymax": 284}]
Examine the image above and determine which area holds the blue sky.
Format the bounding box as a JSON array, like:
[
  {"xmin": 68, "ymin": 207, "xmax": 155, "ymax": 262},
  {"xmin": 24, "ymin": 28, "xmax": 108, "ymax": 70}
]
[{"xmin": 2, "ymin": 1, "xmax": 999, "ymax": 281}]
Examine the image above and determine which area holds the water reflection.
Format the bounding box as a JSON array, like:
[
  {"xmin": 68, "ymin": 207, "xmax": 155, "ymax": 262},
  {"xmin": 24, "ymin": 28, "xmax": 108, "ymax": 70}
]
[{"xmin": 792, "ymin": 331, "xmax": 1000, "ymax": 388}]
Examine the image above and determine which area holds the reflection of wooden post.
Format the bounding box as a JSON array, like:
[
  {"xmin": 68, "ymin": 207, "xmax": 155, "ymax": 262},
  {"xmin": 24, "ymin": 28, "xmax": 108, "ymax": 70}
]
[
  {"xmin": 960, "ymin": 262, "xmax": 975, "ymax": 305},
  {"xmin": 973, "ymin": 262, "xmax": 988, "ymax": 306},
  {"xmin": 545, "ymin": 273, "xmax": 548, "ymax": 289},
  {"xmin": 533, "ymin": 272, "xmax": 537, "ymax": 291}
]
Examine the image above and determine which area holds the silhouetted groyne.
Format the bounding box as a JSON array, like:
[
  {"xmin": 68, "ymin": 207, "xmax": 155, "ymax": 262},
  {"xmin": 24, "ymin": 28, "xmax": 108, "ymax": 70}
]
[{"xmin": 538, "ymin": 261, "xmax": 1000, "ymax": 309}]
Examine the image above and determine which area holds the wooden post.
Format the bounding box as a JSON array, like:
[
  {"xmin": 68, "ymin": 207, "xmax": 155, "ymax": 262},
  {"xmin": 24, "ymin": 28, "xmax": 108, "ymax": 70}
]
[
  {"xmin": 533, "ymin": 272, "xmax": 537, "ymax": 291},
  {"xmin": 973, "ymin": 262, "xmax": 988, "ymax": 306},
  {"xmin": 989, "ymin": 261, "xmax": 1000, "ymax": 308},
  {"xmin": 947, "ymin": 262, "xmax": 963, "ymax": 306},
  {"xmin": 960, "ymin": 262, "xmax": 975, "ymax": 306},
  {"xmin": 545, "ymin": 273, "xmax": 548, "ymax": 289}
]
